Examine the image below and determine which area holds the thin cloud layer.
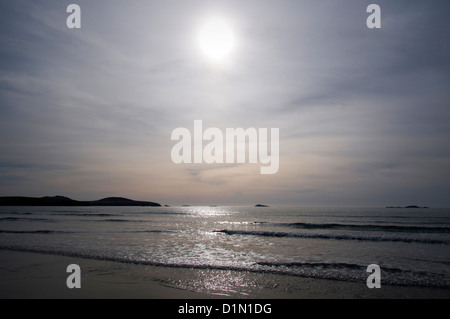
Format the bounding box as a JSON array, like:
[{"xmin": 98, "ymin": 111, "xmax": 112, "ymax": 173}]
[{"xmin": 0, "ymin": 0, "xmax": 449, "ymax": 206}]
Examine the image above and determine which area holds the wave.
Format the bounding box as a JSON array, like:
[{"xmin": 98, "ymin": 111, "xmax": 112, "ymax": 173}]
[
  {"xmin": 51, "ymin": 213, "xmax": 123, "ymax": 217},
  {"xmin": 110, "ymin": 211, "xmax": 187, "ymax": 216},
  {"xmin": 254, "ymin": 261, "xmax": 424, "ymax": 274},
  {"xmin": 213, "ymin": 229, "xmax": 448, "ymax": 245},
  {"xmin": 0, "ymin": 245, "xmax": 448, "ymax": 289},
  {"xmin": 93, "ymin": 215, "xmax": 185, "ymax": 223},
  {"xmin": 142, "ymin": 211, "xmax": 188, "ymax": 216},
  {"xmin": 122, "ymin": 230, "xmax": 177, "ymax": 234},
  {"xmin": 256, "ymin": 262, "xmax": 438, "ymax": 276},
  {"xmin": 0, "ymin": 230, "xmax": 71, "ymax": 234},
  {"xmin": 279, "ymin": 222, "xmax": 450, "ymax": 233},
  {"xmin": 99, "ymin": 219, "xmax": 148, "ymax": 223},
  {"xmin": 0, "ymin": 229, "xmax": 175, "ymax": 235},
  {"xmin": 0, "ymin": 217, "xmax": 53, "ymax": 222},
  {"xmin": 286, "ymin": 214, "xmax": 450, "ymax": 220}
]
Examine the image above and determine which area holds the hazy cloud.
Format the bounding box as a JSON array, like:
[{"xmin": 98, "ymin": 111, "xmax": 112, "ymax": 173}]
[{"xmin": 0, "ymin": 0, "xmax": 449, "ymax": 205}]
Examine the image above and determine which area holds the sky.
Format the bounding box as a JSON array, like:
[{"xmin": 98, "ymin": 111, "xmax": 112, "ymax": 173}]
[{"xmin": 0, "ymin": 0, "xmax": 449, "ymax": 206}]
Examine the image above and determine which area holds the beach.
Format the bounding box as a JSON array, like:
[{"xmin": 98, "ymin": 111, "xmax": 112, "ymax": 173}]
[
  {"xmin": 1, "ymin": 250, "xmax": 448, "ymax": 299},
  {"xmin": 1, "ymin": 206, "xmax": 450, "ymax": 299}
]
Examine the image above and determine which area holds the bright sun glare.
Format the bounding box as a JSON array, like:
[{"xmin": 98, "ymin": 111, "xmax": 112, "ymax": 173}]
[{"xmin": 198, "ymin": 18, "xmax": 235, "ymax": 62}]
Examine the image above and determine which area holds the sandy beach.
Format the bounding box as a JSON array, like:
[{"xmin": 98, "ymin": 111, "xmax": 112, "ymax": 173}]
[{"xmin": 0, "ymin": 250, "xmax": 448, "ymax": 299}]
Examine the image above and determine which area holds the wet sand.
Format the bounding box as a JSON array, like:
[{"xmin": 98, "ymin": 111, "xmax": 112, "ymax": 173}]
[{"xmin": 0, "ymin": 250, "xmax": 448, "ymax": 299}]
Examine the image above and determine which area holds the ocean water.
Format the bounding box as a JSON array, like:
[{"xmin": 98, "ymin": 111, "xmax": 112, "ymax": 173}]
[{"xmin": 0, "ymin": 206, "xmax": 449, "ymax": 290}]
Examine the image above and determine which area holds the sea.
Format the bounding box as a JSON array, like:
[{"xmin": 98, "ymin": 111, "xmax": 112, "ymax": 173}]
[{"xmin": 0, "ymin": 206, "xmax": 449, "ymax": 290}]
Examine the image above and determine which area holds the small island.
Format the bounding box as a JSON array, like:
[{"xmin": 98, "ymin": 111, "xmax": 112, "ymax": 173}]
[
  {"xmin": 255, "ymin": 204, "xmax": 269, "ymax": 207},
  {"xmin": 386, "ymin": 205, "xmax": 429, "ymax": 209},
  {"xmin": 0, "ymin": 196, "xmax": 161, "ymax": 207}
]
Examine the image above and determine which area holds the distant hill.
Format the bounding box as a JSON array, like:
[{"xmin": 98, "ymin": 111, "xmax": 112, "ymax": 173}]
[
  {"xmin": 0, "ymin": 196, "xmax": 161, "ymax": 207},
  {"xmin": 89, "ymin": 197, "xmax": 161, "ymax": 206}
]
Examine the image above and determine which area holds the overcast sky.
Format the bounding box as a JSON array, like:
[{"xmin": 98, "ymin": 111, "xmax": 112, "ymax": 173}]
[{"xmin": 0, "ymin": 0, "xmax": 449, "ymax": 206}]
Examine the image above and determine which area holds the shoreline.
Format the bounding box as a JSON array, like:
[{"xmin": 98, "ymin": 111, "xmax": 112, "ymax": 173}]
[{"xmin": 0, "ymin": 250, "xmax": 449, "ymax": 299}]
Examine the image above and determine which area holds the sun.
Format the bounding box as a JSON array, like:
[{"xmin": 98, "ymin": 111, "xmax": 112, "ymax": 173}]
[{"xmin": 198, "ymin": 18, "xmax": 235, "ymax": 62}]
